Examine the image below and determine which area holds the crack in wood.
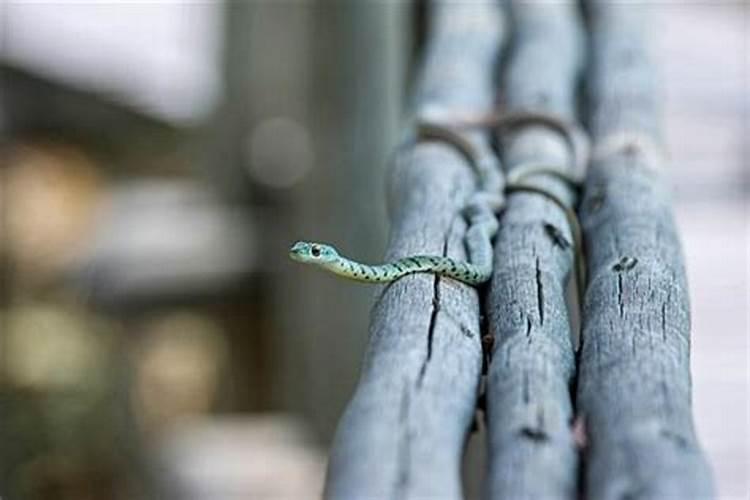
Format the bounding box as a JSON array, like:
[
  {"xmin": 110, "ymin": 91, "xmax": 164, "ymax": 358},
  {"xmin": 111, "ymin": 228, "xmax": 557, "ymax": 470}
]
[
  {"xmin": 544, "ymin": 222, "xmax": 572, "ymax": 249},
  {"xmin": 535, "ymin": 257, "xmax": 545, "ymax": 325},
  {"xmin": 417, "ymin": 269, "xmax": 441, "ymax": 389},
  {"xmin": 520, "ymin": 407, "xmax": 550, "ymax": 443},
  {"xmin": 416, "ymin": 218, "xmax": 454, "ymax": 388},
  {"xmin": 520, "ymin": 426, "xmax": 550, "ymax": 442},
  {"xmin": 459, "ymin": 323, "xmax": 474, "ymax": 338}
]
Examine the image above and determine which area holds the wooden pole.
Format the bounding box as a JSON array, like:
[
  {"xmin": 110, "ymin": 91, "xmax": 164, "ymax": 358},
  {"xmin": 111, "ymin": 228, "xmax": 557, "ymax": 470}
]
[
  {"xmin": 324, "ymin": 1, "xmax": 505, "ymax": 498},
  {"xmin": 577, "ymin": 3, "xmax": 714, "ymax": 498},
  {"xmin": 484, "ymin": 2, "xmax": 585, "ymax": 498}
]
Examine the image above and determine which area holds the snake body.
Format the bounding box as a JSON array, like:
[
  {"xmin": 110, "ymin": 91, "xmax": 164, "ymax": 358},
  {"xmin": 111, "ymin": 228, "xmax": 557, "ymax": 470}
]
[
  {"xmin": 289, "ymin": 112, "xmax": 586, "ymax": 286},
  {"xmin": 289, "ymin": 241, "xmax": 493, "ymax": 284}
]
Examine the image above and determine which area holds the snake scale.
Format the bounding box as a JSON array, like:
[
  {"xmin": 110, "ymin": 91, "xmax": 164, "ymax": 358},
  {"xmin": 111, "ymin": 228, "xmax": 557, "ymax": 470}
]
[{"xmin": 289, "ymin": 112, "xmax": 587, "ymax": 286}]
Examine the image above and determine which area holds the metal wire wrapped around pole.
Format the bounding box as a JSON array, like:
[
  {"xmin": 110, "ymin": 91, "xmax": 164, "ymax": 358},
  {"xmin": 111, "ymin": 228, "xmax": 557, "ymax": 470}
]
[
  {"xmin": 324, "ymin": 1, "xmax": 506, "ymax": 498},
  {"xmin": 483, "ymin": 2, "xmax": 585, "ymax": 498}
]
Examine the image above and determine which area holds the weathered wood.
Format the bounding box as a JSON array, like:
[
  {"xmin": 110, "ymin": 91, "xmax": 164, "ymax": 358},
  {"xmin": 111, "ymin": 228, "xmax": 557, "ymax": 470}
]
[
  {"xmin": 324, "ymin": 1, "xmax": 505, "ymax": 498},
  {"xmin": 577, "ymin": 3, "xmax": 715, "ymax": 499},
  {"xmin": 484, "ymin": 2, "xmax": 584, "ymax": 499}
]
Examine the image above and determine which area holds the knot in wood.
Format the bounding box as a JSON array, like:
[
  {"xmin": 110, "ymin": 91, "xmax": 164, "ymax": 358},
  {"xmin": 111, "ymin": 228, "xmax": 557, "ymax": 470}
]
[{"xmin": 612, "ymin": 256, "xmax": 638, "ymax": 272}]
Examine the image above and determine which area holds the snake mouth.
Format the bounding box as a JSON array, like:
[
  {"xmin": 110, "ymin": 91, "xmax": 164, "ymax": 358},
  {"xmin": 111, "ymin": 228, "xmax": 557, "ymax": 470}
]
[{"xmin": 288, "ymin": 241, "xmax": 309, "ymax": 262}]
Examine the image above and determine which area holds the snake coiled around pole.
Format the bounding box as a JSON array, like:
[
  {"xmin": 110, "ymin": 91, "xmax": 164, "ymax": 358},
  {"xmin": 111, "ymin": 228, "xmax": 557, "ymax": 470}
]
[{"xmin": 289, "ymin": 113, "xmax": 588, "ymax": 286}]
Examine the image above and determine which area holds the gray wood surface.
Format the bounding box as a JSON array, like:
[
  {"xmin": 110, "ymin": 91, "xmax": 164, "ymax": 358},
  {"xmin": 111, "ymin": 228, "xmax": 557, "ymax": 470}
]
[
  {"xmin": 577, "ymin": 3, "xmax": 715, "ymax": 499},
  {"xmin": 656, "ymin": 5, "xmax": 748, "ymax": 497},
  {"xmin": 484, "ymin": 3, "xmax": 584, "ymax": 499},
  {"xmin": 324, "ymin": 1, "xmax": 505, "ymax": 498}
]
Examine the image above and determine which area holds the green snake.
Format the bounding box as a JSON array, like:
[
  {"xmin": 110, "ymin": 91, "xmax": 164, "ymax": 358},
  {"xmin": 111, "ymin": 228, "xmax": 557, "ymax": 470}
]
[{"xmin": 289, "ymin": 112, "xmax": 588, "ymax": 286}]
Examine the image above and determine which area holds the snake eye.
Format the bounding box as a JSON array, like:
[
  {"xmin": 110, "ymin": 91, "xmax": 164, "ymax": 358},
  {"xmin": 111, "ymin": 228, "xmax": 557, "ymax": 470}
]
[{"xmin": 311, "ymin": 245, "xmax": 321, "ymax": 257}]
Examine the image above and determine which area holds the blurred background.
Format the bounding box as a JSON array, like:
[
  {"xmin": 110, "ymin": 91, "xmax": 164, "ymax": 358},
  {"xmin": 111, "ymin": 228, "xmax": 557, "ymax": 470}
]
[{"xmin": 0, "ymin": 2, "xmax": 746, "ymax": 499}]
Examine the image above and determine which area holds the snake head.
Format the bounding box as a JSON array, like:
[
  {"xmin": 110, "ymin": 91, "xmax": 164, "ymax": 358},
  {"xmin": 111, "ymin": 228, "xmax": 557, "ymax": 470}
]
[{"xmin": 289, "ymin": 241, "xmax": 339, "ymax": 264}]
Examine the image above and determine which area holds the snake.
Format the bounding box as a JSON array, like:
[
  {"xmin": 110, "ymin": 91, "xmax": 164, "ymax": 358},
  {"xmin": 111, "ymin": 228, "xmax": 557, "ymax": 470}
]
[{"xmin": 289, "ymin": 112, "xmax": 588, "ymax": 286}]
